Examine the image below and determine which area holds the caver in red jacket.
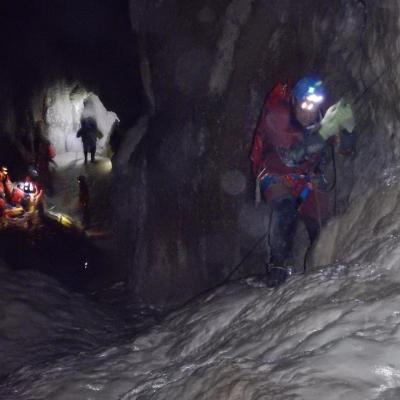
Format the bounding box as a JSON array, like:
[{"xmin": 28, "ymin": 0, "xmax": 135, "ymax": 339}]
[
  {"xmin": 0, "ymin": 168, "xmax": 13, "ymax": 216},
  {"xmin": 250, "ymin": 82, "xmax": 330, "ymax": 223}
]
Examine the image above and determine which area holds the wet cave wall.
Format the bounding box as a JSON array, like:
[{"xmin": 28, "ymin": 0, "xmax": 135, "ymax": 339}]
[
  {"xmin": 114, "ymin": 0, "xmax": 400, "ymax": 306},
  {"xmin": 311, "ymin": 1, "xmax": 400, "ymax": 270},
  {"xmin": 0, "ymin": 0, "xmax": 144, "ymax": 177}
]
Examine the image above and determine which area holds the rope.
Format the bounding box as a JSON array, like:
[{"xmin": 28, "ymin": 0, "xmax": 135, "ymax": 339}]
[
  {"xmin": 303, "ymin": 239, "xmax": 313, "ymax": 274},
  {"xmin": 224, "ymin": 229, "xmax": 270, "ymax": 282},
  {"xmin": 332, "ymin": 145, "xmax": 337, "ymax": 216},
  {"xmin": 266, "ymin": 207, "xmax": 274, "ymax": 269},
  {"xmin": 177, "ymin": 228, "xmax": 270, "ymax": 310}
]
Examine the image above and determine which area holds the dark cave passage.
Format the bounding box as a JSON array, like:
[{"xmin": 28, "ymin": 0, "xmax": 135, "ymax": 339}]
[{"xmin": 0, "ymin": 221, "xmax": 106, "ymax": 293}]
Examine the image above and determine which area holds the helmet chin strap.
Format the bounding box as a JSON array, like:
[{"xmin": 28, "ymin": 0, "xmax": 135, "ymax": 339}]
[
  {"xmin": 305, "ymin": 111, "xmax": 323, "ymax": 132},
  {"xmin": 306, "ymin": 108, "xmax": 323, "ymax": 130}
]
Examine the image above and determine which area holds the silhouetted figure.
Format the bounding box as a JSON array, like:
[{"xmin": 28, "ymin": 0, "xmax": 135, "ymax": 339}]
[
  {"xmin": 77, "ymin": 175, "xmax": 90, "ymax": 229},
  {"xmin": 76, "ymin": 117, "xmax": 101, "ymax": 164},
  {"xmin": 109, "ymin": 119, "xmax": 122, "ymax": 155}
]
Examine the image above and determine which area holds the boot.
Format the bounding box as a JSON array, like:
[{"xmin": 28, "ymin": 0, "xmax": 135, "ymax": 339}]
[{"xmin": 265, "ymin": 265, "xmax": 293, "ymax": 288}]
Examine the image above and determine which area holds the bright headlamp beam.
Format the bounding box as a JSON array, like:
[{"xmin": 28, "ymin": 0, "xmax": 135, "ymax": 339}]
[
  {"xmin": 301, "ymin": 101, "xmax": 315, "ymax": 111},
  {"xmin": 306, "ymin": 94, "xmax": 324, "ymax": 103}
]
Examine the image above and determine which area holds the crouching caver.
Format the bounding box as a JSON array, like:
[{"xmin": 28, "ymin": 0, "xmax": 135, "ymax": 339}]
[{"xmin": 251, "ymin": 76, "xmax": 357, "ymax": 287}]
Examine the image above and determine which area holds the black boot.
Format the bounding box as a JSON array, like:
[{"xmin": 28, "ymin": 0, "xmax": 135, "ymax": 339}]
[{"xmin": 265, "ymin": 265, "xmax": 293, "ymax": 288}]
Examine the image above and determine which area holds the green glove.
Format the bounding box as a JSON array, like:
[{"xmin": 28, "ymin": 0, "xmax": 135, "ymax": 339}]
[{"xmin": 319, "ymin": 99, "xmax": 355, "ymax": 140}]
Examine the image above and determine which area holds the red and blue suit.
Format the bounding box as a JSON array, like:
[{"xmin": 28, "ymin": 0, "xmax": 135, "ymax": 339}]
[
  {"xmin": 0, "ymin": 173, "xmax": 13, "ymax": 217},
  {"xmin": 251, "ymin": 83, "xmax": 330, "ymax": 267}
]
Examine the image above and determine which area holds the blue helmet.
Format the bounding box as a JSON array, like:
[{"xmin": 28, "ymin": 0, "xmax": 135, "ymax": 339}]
[{"xmin": 292, "ymin": 76, "xmax": 326, "ymax": 104}]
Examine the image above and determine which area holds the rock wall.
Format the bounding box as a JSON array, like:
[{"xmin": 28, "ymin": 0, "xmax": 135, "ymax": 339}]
[{"xmin": 311, "ymin": 1, "xmax": 400, "ymax": 270}]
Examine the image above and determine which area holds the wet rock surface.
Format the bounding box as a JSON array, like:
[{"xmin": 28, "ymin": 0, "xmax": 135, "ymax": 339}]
[{"xmin": 2, "ymin": 260, "xmax": 400, "ymax": 399}]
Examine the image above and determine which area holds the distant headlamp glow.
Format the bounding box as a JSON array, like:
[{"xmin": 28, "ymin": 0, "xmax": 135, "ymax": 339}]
[{"xmin": 306, "ymin": 94, "xmax": 324, "ymax": 103}]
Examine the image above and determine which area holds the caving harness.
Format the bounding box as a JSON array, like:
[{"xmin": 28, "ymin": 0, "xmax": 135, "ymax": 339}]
[{"xmin": 256, "ymin": 170, "xmax": 318, "ymax": 211}]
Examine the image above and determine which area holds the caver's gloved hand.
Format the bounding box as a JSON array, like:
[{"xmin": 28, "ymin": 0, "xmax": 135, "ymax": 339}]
[
  {"xmin": 338, "ymin": 128, "xmax": 357, "ymax": 155},
  {"xmin": 319, "ymin": 98, "xmax": 356, "ymax": 140}
]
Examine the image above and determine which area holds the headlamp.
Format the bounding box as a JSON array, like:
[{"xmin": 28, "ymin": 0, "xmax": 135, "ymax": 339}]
[
  {"xmin": 300, "ymin": 86, "xmax": 324, "ymax": 111},
  {"xmin": 306, "ymin": 93, "xmax": 324, "ymax": 103},
  {"xmin": 301, "ymin": 101, "xmax": 315, "ymax": 111}
]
